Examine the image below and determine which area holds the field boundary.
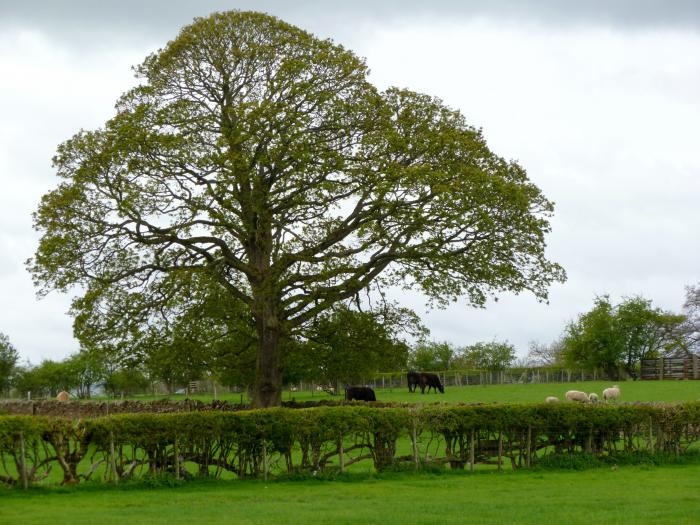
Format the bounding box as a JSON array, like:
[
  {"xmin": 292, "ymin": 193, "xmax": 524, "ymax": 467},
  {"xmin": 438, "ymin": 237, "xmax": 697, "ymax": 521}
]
[{"xmin": 1, "ymin": 402, "xmax": 699, "ymax": 488}]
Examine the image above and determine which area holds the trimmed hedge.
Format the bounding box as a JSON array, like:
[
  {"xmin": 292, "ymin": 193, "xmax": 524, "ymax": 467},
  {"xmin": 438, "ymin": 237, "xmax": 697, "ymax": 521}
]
[{"xmin": 1, "ymin": 402, "xmax": 699, "ymax": 486}]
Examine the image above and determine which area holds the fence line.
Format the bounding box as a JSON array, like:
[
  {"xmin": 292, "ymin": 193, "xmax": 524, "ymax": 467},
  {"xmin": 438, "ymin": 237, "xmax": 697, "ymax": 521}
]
[
  {"xmin": 297, "ymin": 367, "xmax": 609, "ymax": 393},
  {"xmin": 641, "ymin": 356, "xmax": 700, "ymax": 381}
]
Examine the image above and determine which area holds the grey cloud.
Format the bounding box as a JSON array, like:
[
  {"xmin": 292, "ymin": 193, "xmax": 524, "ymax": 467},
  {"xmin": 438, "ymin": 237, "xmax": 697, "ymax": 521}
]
[
  {"xmin": 2, "ymin": 3, "xmax": 699, "ymax": 362},
  {"xmin": 2, "ymin": 1, "xmax": 699, "ymax": 48}
]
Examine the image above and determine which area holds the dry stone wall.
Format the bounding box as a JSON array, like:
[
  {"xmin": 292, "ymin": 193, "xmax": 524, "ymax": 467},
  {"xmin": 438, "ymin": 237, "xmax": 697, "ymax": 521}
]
[{"xmin": 0, "ymin": 398, "xmax": 383, "ymax": 417}]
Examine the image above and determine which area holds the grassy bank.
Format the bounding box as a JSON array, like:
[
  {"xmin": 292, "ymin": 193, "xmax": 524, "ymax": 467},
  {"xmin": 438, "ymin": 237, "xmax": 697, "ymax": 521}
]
[{"xmin": 1, "ymin": 463, "xmax": 699, "ymax": 524}]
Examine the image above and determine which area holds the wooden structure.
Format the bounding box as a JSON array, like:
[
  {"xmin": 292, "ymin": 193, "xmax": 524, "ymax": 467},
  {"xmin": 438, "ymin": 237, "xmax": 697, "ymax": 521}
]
[{"xmin": 641, "ymin": 355, "xmax": 700, "ymax": 380}]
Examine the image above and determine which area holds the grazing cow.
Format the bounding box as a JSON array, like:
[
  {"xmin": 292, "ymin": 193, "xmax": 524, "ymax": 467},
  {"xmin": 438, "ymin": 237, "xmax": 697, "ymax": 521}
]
[
  {"xmin": 419, "ymin": 372, "xmax": 444, "ymax": 394},
  {"xmin": 345, "ymin": 386, "xmax": 376, "ymax": 402},
  {"xmin": 56, "ymin": 390, "xmax": 70, "ymax": 401},
  {"xmin": 407, "ymin": 371, "xmax": 421, "ymax": 393}
]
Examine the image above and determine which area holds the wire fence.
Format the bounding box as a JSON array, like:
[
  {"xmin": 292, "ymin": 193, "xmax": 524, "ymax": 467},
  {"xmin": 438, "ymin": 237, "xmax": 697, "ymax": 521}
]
[{"xmin": 293, "ymin": 367, "xmax": 613, "ymax": 393}]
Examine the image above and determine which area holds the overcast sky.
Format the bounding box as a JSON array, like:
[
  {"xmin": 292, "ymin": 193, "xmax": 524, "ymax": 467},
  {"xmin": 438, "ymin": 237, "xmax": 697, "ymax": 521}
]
[{"xmin": 1, "ymin": 1, "xmax": 699, "ymax": 363}]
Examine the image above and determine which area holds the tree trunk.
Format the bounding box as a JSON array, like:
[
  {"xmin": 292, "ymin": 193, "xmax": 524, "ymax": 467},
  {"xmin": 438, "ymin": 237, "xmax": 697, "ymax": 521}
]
[{"xmin": 252, "ymin": 301, "xmax": 283, "ymax": 408}]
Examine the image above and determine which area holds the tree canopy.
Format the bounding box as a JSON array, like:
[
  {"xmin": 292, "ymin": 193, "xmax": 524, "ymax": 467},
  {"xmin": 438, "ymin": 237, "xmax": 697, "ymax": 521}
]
[
  {"xmin": 409, "ymin": 341, "xmax": 455, "ymax": 371},
  {"xmin": 459, "ymin": 340, "xmax": 517, "ymax": 371},
  {"xmin": 561, "ymin": 295, "xmax": 685, "ymax": 379},
  {"xmin": 30, "ymin": 11, "xmax": 565, "ymax": 406},
  {"xmin": 293, "ymin": 304, "xmax": 417, "ymax": 388}
]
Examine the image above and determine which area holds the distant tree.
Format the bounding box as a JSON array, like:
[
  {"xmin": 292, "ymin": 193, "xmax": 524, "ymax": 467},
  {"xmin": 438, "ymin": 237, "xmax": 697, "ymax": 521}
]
[
  {"xmin": 12, "ymin": 365, "xmax": 43, "ymax": 398},
  {"xmin": 0, "ymin": 332, "xmax": 19, "ymax": 395},
  {"xmin": 561, "ymin": 297, "xmax": 621, "ymax": 378},
  {"xmin": 65, "ymin": 350, "xmax": 106, "ymax": 399},
  {"xmin": 526, "ymin": 339, "xmax": 564, "ymax": 366},
  {"xmin": 561, "ymin": 295, "xmax": 685, "ymax": 379},
  {"xmin": 143, "ymin": 336, "xmax": 209, "ymax": 394},
  {"xmin": 682, "ymin": 285, "xmax": 700, "ymax": 353},
  {"xmin": 30, "ymin": 11, "xmax": 565, "ymax": 407},
  {"xmin": 13, "ymin": 359, "xmax": 77, "ymax": 398},
  {"xmin": 410, "ymin": 341, "xmax": 455, "ymax": 371},
  {"xmin": 460, "ymin": 340, "xmax": 516, "ymax": 371},
  {"xmin": 301, "ymin": 304, "xmax": 416, "ymax": 387},
  {"xmin": 104, "ymin": 367, "xmax": 150, "ymax": 398},
  {"xmin": 616, "ymin": 296, "xmax": 686, "ymax": 375}
]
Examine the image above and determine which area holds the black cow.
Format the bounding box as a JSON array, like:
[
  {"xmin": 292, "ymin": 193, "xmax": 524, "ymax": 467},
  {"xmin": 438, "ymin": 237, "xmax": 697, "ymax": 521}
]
[
  {"xmin": 345, "ymin": 386, "xmax": 376, "ymax": 401},
  {"xmin": 419, "ymin": 372, "xmax": 444, "ymax": 394},
  {"xmin": 407, "ymin": 371, "xmax": 421, "ymax": 393}
]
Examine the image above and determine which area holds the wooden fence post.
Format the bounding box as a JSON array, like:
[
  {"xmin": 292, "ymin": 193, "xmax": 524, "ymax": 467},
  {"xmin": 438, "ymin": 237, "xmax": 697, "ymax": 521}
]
[
  {"xmin": 109, "ymin": 430, "xmax": 119, "ymax": 484},
  {"xmin": 659, "ymin": 357, "xmax": 664, "ymax": 380},
  {"xmin": 339, "ymin": 436, "xmax": 345, "ymax": 473},
  {"xmin": 470, "ymin": 429, "xmax": 475, "ymax": 472},
  {"xmin": 693, "ymin": 355, "xmax": 699, "ymax": 380},
  {"xmin": 526, "ymin": 426, "xmax": 532, "ymax": 467},
  {"xmin": 19, "ymin": 431, "xmax": 28, "ymax": 490},
  {"xmin": 262, "ymin": 442, "xmax": 268, "ymax": 481},
  {"xmin": 497, "ymin": 432, "xmax": 503, "ymax": 471},
  {"xmin": 411, "ymin": 415, "xmax": 419, "ymax": 470},
  {"xmin": 174, "ymin": 436, "xmax": 180, "ymax": 480}
]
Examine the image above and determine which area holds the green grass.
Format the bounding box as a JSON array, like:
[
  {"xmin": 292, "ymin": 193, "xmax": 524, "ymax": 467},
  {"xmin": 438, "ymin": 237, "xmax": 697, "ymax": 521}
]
[
  {"xmin": 104, "ymin": 379, "xmax": 700, "ymax": 405},
  {"xmin": 2, "ymin": 464, "xmax": 699, "ymax": 524}
]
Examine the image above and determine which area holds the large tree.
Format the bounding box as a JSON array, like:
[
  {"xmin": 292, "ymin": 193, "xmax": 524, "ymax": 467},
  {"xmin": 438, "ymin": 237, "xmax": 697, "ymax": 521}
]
[{"xmin": 30, "ymin": 11, "xmax": 565, "ymax": 407}]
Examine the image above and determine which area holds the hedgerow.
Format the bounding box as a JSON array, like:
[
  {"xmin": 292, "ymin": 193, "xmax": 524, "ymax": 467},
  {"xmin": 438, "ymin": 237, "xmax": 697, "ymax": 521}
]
[{"xmin": 1, "ymin": 403, "xmax": 698, "ymax": 487}]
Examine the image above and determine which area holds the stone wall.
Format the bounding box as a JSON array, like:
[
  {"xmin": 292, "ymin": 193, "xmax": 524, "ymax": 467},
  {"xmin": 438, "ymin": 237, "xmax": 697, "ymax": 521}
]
[
  {"xmin": 0, "ymin": 398, "xmax": 375, "ymax": 418},
  {"xmin": 0, "ymin": 399, "xmax": 247, "ymax": 418}
]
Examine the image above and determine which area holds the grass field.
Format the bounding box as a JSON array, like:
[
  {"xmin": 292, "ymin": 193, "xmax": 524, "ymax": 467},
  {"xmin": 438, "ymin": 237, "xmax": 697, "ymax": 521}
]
[
  {"xmin": 1, "ymin": 464, "xmax": 699, "ymax": 524},
  {"xmin": 110, "ymin": 379, "xmax": 700, "ymax": 405},
  {"xmin": 3, "ymin": 381, "xmax": 699, "ymax": 523}
]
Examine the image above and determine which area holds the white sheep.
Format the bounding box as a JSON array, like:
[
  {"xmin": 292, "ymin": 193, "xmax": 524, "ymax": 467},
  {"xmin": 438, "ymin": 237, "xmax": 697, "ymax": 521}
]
[
  {"xmin": 565, "ymin": 390, "xmax": 590, "ymax": 402},
  {"xmin": 602, "ymin": 385, "xmax": 620, "ymax": 402},
  {"xmin": 56, "ymin": 390, "xmax": 70, "ymax": 402},
  {"xmin": 545, "ymin": 396, "xmax": 560, "ymax": 403},
  {"xmin": 588, "ymin": 393, "xmax": 599, "ymax": 403}
]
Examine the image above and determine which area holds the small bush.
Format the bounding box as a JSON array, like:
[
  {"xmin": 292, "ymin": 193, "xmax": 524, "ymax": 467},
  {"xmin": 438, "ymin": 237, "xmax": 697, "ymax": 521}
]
[
  {"xmin": 537, "ymin": 453, "xmax": 604, "ymax": 470},
  {"xmin": 139, "ymin": 473, "xmax": 185, "ymax": 489}
]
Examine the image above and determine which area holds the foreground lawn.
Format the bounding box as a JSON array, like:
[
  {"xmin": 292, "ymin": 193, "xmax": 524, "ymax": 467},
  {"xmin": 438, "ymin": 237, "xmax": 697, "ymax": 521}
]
[
  {"xmin": 1, "ymin": 464, "xmax": 699, "ymax": 525},
  {"xmin": 104, "ymin": 379, "xmax": 700, "ymax": 405}
]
